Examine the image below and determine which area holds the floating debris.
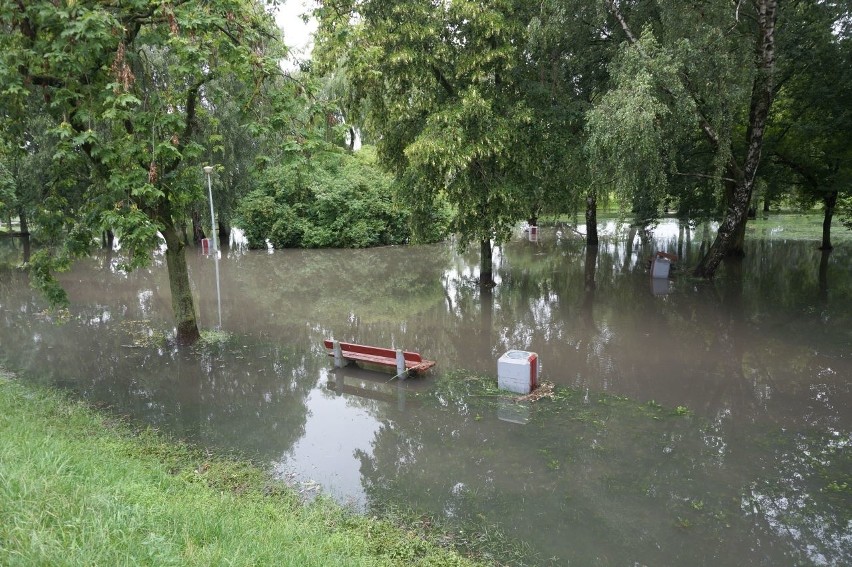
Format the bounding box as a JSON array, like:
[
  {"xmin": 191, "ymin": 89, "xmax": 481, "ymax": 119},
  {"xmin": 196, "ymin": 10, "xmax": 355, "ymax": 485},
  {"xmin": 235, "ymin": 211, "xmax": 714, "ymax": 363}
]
[
  {"xmin": 515, "ymin": 381, "xmax": 555, "ymax": 403},
  {"xmin": 298, "ymin": 480, "xmax": 322, "ymax": 495},
  {"xmin": 120, "ymin": 319, "xmax": 166, "ymax": 348},
  {"xmin": 34, "ymin": 308, "xmax": 71, "ymax": 324}
]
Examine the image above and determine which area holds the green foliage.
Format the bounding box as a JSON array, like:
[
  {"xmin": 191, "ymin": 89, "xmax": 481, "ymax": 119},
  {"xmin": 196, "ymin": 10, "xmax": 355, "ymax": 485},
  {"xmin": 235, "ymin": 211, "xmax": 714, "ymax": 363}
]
[
  {"xmin": 0, "ymin": 0, "xmax": 289, "ymax": 339},
  {"xmin": 764, "ymin": 0, "xmax": 852, "ymax": 213},
  {"xmin": 841, "ymin": 195, "xmax": 852, "ymax": 231},
  {"xmin": 26, "ymin": 249, "xmax": 71, "ymax": 307},
  {"xmin": 100, "ymin": 205, "xmax": 163, "ymax": 272},
  {"xmin": 512, "ymin": 0, "xmax": 611, "ymax": 222},
  {"xmin": 0, "ymin": 161, "xmax": 14, "ymax": 217},
  {"xmin": 586, "ymin": 29, "xmax": 696, "ymax": 226},
  {"xmin": 236, "ymin": 145, "xmax": 443, "ymax": 249},
  {"xmin": 302, "ymin": 148, "xmax": 405, "ymax": 248},
  {"xmin": 269, "ymin": 204, "xmax": 305, "ymax": 248},
  {"xmin": 235, "ymin": 191, "xmax": 278, "ymax": 249},
  {"xmin": 584, "ymin": 0, "xmax": 788, "ymax": 238},
  {"xmin": 315, "ymin": 0, "xmax": 534, "ymax": 271}
]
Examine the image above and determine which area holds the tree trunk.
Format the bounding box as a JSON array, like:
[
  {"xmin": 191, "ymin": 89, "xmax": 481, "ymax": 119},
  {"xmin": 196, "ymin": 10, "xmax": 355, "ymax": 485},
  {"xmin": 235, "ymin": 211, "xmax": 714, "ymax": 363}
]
[
  {"xmin": 623, "ymin": 227, "xmax": 637, "ymax": 272},
  {"xmin": 191, "ymin": 209, "xmax": 205, "ymax": 244},
  {"xmin": 101, "ymin": 230, "xmax": 114, "ymax": 250},
  {"xmin": 819, "ymin": 190, "xmax": 837, "ymax": 251},
  {"xmin": 818, "ymin": 249, "xmax": 830, "ymax": 304},
  {"xmin": 176, "ymin": 220, "xmax": 188, "ymax": 245},
  {"xmin": 731, "ymin": 211, "xmax": 748, "ymax": 256},
  {"xmin": 585, "ymin": 190, "xmax": 598, "ymax": 247},
  {"xmin": 694, "ymin": 181, "xmax": 752, "ymax": 277},
  {"xmin": 728, "ymin": 177, "xmax": 748, "ymax": 256},
  {"xmin": 17, "ymin": 207, "xmax": 28, "ymax": 236},
  {"xmin": 22, "ymin": 236, "xmax": 31, "ymax": 264},
  {"xmin": 584, "ymin": 246, "xmax": 597, "ymax": 293},
  {"xmin": 348, "ymin": 126, "xmax": 357, "ymax": 152},
  {"xmin": 217, "ymin": 218, "xmax": 231, "ymax": 248},
  {"xmin": 479, "ymin": 238, "xmax": 494, "ymax": 287},
  {"xmin": 480, "ymin": 285, "xmax": 493, "ymax": 356},
  {"xmin": 582, "ymin": 246, "xmax": 598, "ymax": 327},
  {"xmin": 161, "ymin": 223, "xmax": 201, "ymax": 345},
  {"xmin": 695, "ymin": 0, "xmax": 777, "ymax": 278}
]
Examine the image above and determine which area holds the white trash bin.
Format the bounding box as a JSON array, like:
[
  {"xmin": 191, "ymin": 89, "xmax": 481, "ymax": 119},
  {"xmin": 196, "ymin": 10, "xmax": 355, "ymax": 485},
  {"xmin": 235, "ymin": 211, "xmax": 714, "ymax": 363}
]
[
  {"xmin": 498, "ymin": 350, "xmax": 539, "ymax": 394},
  {"xmin": 651, "ymin": 252, "xmax": 677, "ymax": 279}
]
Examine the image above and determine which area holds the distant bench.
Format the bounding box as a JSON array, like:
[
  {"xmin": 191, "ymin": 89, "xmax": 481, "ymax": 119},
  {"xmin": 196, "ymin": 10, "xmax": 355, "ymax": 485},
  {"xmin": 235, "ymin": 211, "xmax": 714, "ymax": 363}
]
[{"xmin": 323, "ymin": 339, "xmax": 436, "ymax": 376}]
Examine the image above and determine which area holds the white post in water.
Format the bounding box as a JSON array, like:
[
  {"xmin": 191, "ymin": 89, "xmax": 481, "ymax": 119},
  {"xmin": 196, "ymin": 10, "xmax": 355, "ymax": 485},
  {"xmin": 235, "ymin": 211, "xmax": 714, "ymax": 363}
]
[
  {"xmin": 333, "ymin": 340, "xmax": 344, "ymax": 368},
  {"xmin": 396, "ymin": 348, "xmax": 406, "ymax": 379}
]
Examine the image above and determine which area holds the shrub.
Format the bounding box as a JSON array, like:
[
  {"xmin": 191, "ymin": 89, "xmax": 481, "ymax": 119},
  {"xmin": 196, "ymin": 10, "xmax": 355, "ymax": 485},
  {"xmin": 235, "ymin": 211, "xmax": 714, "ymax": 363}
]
[
  {"xmin": 268, "ymin": 204, "xmax": 304, "ymax": 249},
  {"xmin": 234, "ymin": 191, "xmax": 277, "ymax": 249},
  {"xmin": 234, "ymin": 145, "xmax": 449, "ymax": 249}
]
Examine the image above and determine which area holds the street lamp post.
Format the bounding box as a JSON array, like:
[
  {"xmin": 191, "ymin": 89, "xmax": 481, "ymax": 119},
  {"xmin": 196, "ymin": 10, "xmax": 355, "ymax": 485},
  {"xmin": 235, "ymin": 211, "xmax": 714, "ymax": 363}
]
[
  {"xmin": 203, "ymin": 165, "xmax": 222, "ymax": 329},
  {"xmin": 203, "ymin": 165, "xmax": 217, "ymax": 252}
]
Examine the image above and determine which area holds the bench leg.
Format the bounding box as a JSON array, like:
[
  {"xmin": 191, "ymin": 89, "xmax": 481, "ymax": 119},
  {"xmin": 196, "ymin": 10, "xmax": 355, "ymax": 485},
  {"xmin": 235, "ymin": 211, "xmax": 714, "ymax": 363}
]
[
  {"xmin": 333, "ymin": 340, "xmax": 345, "ymax": 368},
  {"xmin": 396, "ymin": 349, "xmax": 406, "ymax": 380}
]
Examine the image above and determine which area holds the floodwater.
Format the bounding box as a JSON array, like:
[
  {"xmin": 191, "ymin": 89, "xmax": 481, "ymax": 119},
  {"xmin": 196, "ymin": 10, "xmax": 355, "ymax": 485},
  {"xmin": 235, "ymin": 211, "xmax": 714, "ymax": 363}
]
[{"xmin": 0, "ymin": 217, "xmax": 850, "ymax": 566}]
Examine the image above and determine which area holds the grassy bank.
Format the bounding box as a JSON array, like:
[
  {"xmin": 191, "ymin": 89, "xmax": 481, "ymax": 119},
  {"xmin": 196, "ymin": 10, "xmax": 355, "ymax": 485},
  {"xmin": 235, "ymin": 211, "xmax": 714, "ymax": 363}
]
[{"xmin": 0, "ymin": 371, "xmax": 478, "ymax": 566}]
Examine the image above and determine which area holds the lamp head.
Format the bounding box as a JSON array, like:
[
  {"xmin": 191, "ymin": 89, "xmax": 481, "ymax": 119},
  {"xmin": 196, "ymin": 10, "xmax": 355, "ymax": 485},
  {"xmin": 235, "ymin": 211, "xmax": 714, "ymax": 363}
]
[{"xmin": 203, "ymin": 166, "xmax": 214, "ymax": 174}]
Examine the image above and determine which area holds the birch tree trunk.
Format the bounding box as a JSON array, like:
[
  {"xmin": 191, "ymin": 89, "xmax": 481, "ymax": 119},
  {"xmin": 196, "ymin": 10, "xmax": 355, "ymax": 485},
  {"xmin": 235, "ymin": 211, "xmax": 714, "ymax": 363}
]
[{"xmin": 694, "ymin": 0, "xmax": 778, "ymax": 277}]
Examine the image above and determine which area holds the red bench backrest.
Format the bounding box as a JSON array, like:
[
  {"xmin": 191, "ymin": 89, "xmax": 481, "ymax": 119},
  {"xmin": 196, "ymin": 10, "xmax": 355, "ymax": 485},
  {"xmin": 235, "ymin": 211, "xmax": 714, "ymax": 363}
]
[{"xmin": 324, "ymin": 340, "xmax": 423, "ymax": 363}]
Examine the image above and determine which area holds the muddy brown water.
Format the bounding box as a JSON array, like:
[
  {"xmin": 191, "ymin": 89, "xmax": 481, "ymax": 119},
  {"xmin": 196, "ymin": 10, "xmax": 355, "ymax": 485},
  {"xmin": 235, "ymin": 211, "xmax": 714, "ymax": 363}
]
[{"xmin": 1, "ymin": 218, "xmax": 850, "ymax": 566}]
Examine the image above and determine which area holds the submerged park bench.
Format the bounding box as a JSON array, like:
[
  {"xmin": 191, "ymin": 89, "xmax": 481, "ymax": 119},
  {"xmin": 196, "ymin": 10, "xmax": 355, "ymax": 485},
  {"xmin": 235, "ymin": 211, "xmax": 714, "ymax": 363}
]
[{"xmin": 323, "ymin": 339, "xmax": 436, "ymax": 377}]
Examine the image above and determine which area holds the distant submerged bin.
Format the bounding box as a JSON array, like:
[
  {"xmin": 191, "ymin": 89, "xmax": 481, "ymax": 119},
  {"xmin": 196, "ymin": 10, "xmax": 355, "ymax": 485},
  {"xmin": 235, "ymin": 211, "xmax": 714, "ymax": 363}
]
[
  {"xmin": 528, "ymin": 225, "xmax": 538, "ymax": 242},
  {"xmin": 651, "ymin": 254, "xmax": 671, "ymax": 278},
  {"xmin": 651, "ymin": 256, "xmax": 670, "ymax": 278},
  {"xmin": 498, "ymin": 350, "xmax": 539, "ymax": 394},
  {"xmin": 650, "ymin": 277, "xmax": 671, "ymax": 296}
]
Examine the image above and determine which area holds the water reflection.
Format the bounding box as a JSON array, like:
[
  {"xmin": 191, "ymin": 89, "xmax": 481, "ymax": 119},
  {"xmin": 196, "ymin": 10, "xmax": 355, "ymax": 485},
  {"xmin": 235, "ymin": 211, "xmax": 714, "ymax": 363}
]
[
  {"xmin": 356, "ymin": 374, "xmax": 851, "ymax": 565},
  {"xmin": 0, "ymin": 219, "xmax": 849, "ymax": 566}
]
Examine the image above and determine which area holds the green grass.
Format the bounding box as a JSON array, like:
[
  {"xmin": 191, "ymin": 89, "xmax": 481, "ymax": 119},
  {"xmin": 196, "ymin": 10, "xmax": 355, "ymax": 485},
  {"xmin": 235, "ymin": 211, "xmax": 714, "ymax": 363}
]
[
  {"xmin": 0, "ymin": 371, "xmax": 479, "ymax": 567},
  {"xmin": 541, "ymin": 208, "xmax": 852, "ymax": 243},
  {"xmin": 746, "ymin": 211, "xmax": 852, "ymax": 242}
]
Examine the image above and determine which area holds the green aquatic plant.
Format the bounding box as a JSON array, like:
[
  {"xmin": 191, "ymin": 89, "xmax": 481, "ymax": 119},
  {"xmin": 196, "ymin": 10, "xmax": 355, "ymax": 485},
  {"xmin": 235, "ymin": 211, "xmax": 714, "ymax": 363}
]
[
  {"xmin": 119, "ymin": 320, "xmax": 166, "ymax": 348},
  {"xmin": 199, "ymin": 329, "xmax": 233, "ymax": 345}
]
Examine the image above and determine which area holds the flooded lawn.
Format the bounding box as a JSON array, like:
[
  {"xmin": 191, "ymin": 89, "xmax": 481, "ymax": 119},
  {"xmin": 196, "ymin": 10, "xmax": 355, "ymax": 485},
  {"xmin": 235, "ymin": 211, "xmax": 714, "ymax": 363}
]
[{"xmin": 1, "ymin": 216, "xmax": 850, "ymax": 566}]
